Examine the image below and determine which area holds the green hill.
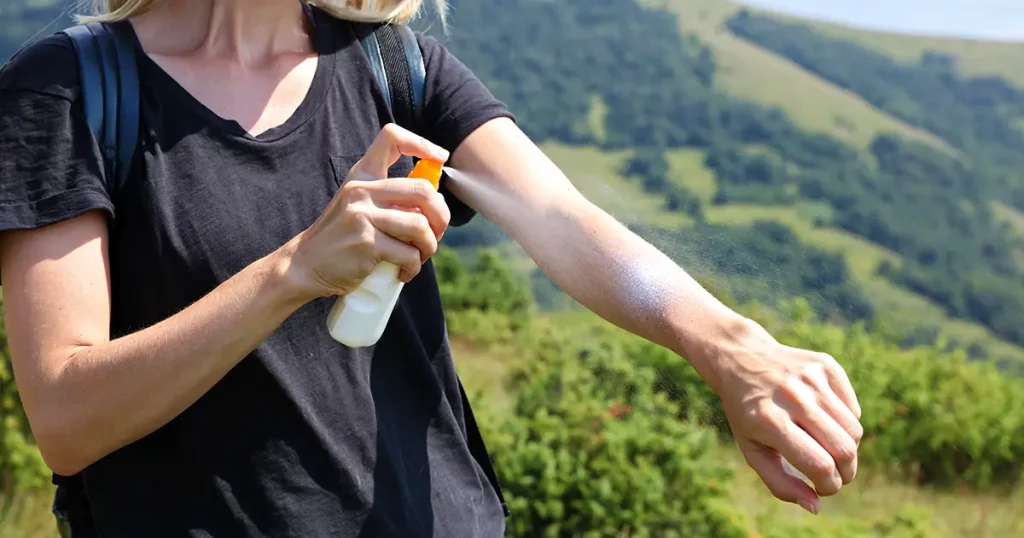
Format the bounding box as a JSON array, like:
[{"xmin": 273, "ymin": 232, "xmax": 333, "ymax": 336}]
[{"xmin": 645, "ymin": 0, "xmax": 957, "ymax": 154}]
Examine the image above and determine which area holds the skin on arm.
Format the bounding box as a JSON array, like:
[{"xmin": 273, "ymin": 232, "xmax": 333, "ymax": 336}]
[
  {"xmin": 0, "ymin": 210, "xmax": 307, "ymax": 476},
  {"xmin": 0, "ymin": 125, "xmax": 451, "ymax": 477},
  {"xmin": 447, "ymin": 117, "xmax": 863, "ymax": 514}
]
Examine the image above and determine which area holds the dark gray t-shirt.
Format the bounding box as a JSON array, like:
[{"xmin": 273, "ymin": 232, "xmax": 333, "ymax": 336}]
[{"xmin": 0, "ymin": 8, "xmax": 512, "ymax": 537}]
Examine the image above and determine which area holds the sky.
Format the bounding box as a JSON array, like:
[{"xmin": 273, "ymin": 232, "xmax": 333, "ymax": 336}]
[{"xmin": 736, "ymin": 0, "xmax": 1024, "ymax": 41}]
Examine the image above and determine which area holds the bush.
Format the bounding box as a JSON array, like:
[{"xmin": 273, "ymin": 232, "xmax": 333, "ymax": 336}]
[
  {"xmin": 476, "ymin": 325, "xmax": 752, "ymax": 538},
  {"xmin": 434, "ymin": 247, "xmax": 534, "ymax": 332}
]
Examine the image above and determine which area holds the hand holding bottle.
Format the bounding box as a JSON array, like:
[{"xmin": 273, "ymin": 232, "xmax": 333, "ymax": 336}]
[{"xmin": 286, "ymin": 124, "xmax": 451, "ymax": 302}]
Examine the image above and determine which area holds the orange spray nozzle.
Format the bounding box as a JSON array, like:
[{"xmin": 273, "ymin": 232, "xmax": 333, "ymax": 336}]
[{"xmin": 409, "ymin": 159, "xmax": 444, "ymax": 191}]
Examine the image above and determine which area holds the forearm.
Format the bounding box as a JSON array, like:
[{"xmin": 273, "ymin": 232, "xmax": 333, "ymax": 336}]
[
  {"xmin": 448, "ymin": 119, "xmax": 758, "ymax": 386},
  {"xmin": 33, "ymin": 244, "xmax": 308, "ymax": 475},
  {"xmin": 506, "ymin": 199, "xmax": 754, "ymax": 384}
]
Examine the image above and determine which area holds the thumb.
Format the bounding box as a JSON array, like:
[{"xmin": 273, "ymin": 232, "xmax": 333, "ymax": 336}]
[{"xmin": 738, "ymin": 438, "xmax": 821, "ymax": 515}]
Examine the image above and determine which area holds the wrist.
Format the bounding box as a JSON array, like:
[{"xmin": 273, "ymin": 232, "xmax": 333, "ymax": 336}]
[
  {"xmin": 670, "ymin": 307, "xmax": 770, "ymax": 394},
  {"xmin": 265, "ymin": 239, "xmax": 322, "ymax": 309}
]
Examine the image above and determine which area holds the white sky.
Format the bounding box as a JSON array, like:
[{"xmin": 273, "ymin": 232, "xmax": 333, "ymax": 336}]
[{"xmin": 736, "ymin": 0, "xmax": 1024, "ymax": 41}]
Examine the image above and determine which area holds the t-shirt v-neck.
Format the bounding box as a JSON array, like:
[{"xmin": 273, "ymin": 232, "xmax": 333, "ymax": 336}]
[{"xmin": 122, "ymin": 10, "xmax": 337, "ymax": 143}]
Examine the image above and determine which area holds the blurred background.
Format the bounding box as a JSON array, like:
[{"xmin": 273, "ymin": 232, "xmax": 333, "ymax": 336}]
[{"xmin": 2, "ymin": 0, "xmax": 1023, "ymax": 536}]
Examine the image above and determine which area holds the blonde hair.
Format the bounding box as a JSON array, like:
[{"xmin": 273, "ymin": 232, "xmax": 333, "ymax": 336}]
[{"xmin": 77, "ymin": 0, "xmax": 446, "ymax": 26}]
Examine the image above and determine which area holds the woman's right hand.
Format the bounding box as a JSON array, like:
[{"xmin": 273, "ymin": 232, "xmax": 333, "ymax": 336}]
[{"xmin": 287, "ymin": 124, "xmax": 453, "ymax": 299}]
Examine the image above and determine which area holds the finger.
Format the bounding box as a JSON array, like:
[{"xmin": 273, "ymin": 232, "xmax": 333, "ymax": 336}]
[
  {"xmin": 738, "ymin": 437, "xmax": 820, "ymax": 515},
  {"xmin": 769, "ymin": 417, "xmax": 843, "ymax": 497},
  {"xmin": 355, "ymin": 123, "xmax": 450, "ymax": 179},
  {"xmin": 787, "ymin": 397, "xmax": 859, "ymax": 486},
  {"xmin": 819, "ymin": 352, "xmax": 861, "ymax": 419},
  {"xmin": 368, "ymin": 207, "xmax": 438, "ymax": 263},
  {"xmin": 364, "ymin": 179, "xmax": 451, "ymax": 239},
  {"xmin": 808, "ymin": 370, "xmax": 864, "ymax": 448},
  {"xmin": 373, "ymin": 231, "xmax": 424, "ymax": 283}
]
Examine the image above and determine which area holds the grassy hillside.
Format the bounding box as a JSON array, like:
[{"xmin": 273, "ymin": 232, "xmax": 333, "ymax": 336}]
[{"xmin": 642, "ymin": 0, "xmax": 955, "ymax": 154}]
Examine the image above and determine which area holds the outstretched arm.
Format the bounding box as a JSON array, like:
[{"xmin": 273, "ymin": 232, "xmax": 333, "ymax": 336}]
[{"xmin": 448, "ymin": 117, "xmax": 862, "ymax": 514}]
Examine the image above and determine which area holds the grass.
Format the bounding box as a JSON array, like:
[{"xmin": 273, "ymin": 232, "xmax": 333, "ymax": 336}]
[
  {"xmin": 665, "ymin": 147, "xmax": 717, "ymax": 203},
  {"xmin": 640, "ymin": 0, "xmax": 956, "ymax": 155},
  {"xmin": 721, "ymin": 447, "xmax": 1024, "ymax": 538}
]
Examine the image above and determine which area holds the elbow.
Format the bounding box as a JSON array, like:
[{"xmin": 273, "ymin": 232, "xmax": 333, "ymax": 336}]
[
  {"xmin": 35, "ymin": 428, "xmax": 94, "ymax": 477},
  {"xmin": 29, "ymin": 406, "xmax": 97, "ymax": 477},
  {"xmin": 40, "ymin": 448, "xmax": 89, "ymax": 478}
]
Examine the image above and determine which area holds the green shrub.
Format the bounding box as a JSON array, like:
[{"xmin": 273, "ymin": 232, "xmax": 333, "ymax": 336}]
[
  {"xmin": 477, "ymin": 325, "xmax": 752, "ymax": 538},
  {"xmin": 435, "ymin": 248, "xmax": 534, "ymax": 332}
]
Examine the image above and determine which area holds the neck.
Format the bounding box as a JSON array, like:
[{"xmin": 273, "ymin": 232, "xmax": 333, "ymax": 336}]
[{"xmin": 132, "ymin": 0, "xmax": 315, "ymax": 66}]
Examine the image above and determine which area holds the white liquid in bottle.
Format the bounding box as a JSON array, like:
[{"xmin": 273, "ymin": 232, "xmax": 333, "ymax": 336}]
[
  {"xmin": 327, "ymin": 159, "xmax": 444, "ymax": 347},
  {"xmin": 327, "ymin": 261, "xmax": 405, "ymax": 347}
]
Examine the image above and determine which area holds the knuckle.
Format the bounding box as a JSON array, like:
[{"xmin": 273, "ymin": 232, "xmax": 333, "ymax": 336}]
[
  {"xmin": 341, "ymin": 181, "xmax": 370, "ymax": 201},
  {"xmin": 748, "ymin": 403, "xmax": 786, "ymax": 432},
  {"xmin": 817, "ymin": 481, "xmax": 841, "ymax": 497},
  {"xmin": 781, "ymin": 375, "xmax": 808, "ymax": 402},
  {"xmin": 852, "ymin": 422, "xmax": 864, "ymax": 443},
  {"xmin": 800, "ymin": 361, "xmax": 827, "ymax": 384},
  {"xmin": 411, "ymin": 179, "xmax": 432, "ymax": 199},
  {"xmin": 415, "ymin": 212, "xmax": 432, "ymax": 233},
  {"xmin": 353, "ymin": 221, "xmax": 377, "ymax": 251},
  {"xmin": 807, "ymin": 459, "xmax": 835, "ymax": 481},
  {"xmin": 816, "ymin": 351, "xmax": 840, "ymax": 369},
  {"xmin": 381, "ymin": 122, "xmax": 402, "ymax": 138},
  {"xmin": 435, "ymin": 193, "xmax": 452, "ymax": 224},
  {"xmin": 832, "ymin": 440, "xmax": 858, "ymax": 466}
]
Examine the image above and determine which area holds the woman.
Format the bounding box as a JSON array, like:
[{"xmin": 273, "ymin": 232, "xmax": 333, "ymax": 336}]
[{"xmin": 0, "ymin": 0, "xmax": 862, "ymax": 536}]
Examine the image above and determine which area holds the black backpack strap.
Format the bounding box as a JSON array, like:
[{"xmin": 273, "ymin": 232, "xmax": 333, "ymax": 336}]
[
  {"xmin": 359, "ymin": 24, "xmax": 508, "ymax": 517},
  {"xmin": 62, "ymin": 21, "xmax": 140, "ymax": 197},
  {"xmin": 359, "ymin": 23, "xmax": 424, "ymax": 133}
]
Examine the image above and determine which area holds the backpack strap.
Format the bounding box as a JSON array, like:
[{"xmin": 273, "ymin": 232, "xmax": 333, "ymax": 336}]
[
  {"xmin": 359, "ymin": 24, "xmax": 509, "ymax": 517},
  {"xmin": 62, "ymin": 21, "xmax": 140, "ymax": 198},
  {"xmin": 359, "ymin": 23, "xmax": 425, "ymax": 133}
]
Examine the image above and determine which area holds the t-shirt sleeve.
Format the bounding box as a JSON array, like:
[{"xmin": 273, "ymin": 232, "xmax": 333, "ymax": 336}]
[
  {"xmin": 416, "ymin": 32, "xmax": 516, "ymax": 227},
  {"xmin": 0, "ymin": 34, "xmax": 114, "ymax": 233}
]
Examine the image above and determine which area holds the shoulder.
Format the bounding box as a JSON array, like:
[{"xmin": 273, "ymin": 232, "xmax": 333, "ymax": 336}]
[
  {"xmin": 0, "ymin": 31, "xmax": 80, "ymax": 100},
  {"xmin": 413, "ymin": 31, "xmax": 471, "ymax": 76}
]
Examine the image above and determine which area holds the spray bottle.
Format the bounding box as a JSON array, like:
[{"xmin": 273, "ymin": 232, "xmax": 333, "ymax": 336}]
[{"xmin": 327, "ymin": 158, "xmax": 445, "ymax": 347}]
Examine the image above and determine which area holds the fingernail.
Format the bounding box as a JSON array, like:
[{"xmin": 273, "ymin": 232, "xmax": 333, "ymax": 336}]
[
  {"xmin": 431, "ymin": 146, "xmax": 450, "ymax": 161},
  {"xmin": 798, "ymin": 499, "xmax": 819, "ymax": 515}
]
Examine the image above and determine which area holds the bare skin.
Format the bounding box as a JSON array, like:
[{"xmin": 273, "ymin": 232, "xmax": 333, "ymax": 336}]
[{"xmin": 0, "ymin": 0, "xmax": 861, "ymax": 518}]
